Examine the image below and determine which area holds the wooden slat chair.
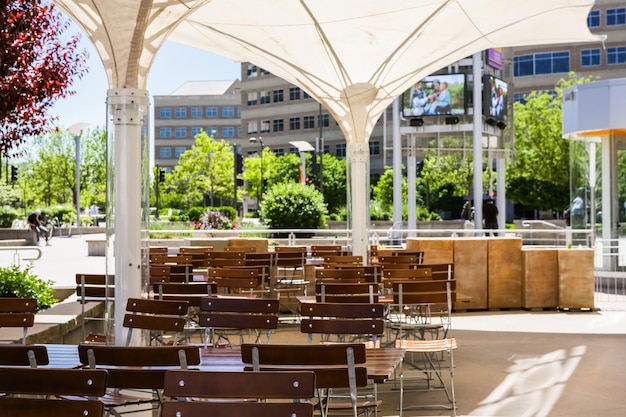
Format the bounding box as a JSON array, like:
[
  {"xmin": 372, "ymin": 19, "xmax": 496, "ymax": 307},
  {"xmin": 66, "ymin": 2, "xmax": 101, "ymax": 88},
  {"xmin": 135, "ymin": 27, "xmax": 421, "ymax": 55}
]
[
  {"xmin": 150, "ymin": 254, "xmax": 194, "ymax": 282},
  {"xmin": 207, "ymin": 266, "xmax": 261, "ymax": 295},
  {"xmin": 75, "ymin": 273, "xmax": 115, "ymax": 343},
  {"xmin": 420, "ymin": 262, "xmax": 454, "ymax": 281},
  {"xmin": 331, "ymin": 264, "xmax": 381, "ymax": 283},
  {"xmin": 395, "ymin": 337, "xmax": 458, "ymax": 414},
  {"xmin": 0, "ymin": 297, "xmax": 36, "ymax": 344},
  {"xmin": 242, "ymin": 343, "xmax": 381, "ymax": 417},
  {"xmin": 179, "ymin": 246, "xmax": 213, "ymax": 269},
  {"xmin": 0, "ymin": 344, "xmax": 49, "ymax": 368},
  {"xmin": 153, "ymin": 282, "xmax": 217, "ymax": 344},
  {"xmin": 315, "ymin": 282, "xmax": 380, "ymax": 304},
  {"xmin": 149, "ymin": 246, "xmax": 169, "ymax": 255},
  {"xmin": 381, "ymin": 267, "xmax": 432, "ymax": 290},
  {"xmin": 315, "ymin": 267, "xmax": 368, "ymax": 283},
  {"xmin": 199, "ymin": 296, "xmax": 280, "ymax": 347},
  {"xmin": 149, "ymin": 265, "xmax": 171, "ymax": 284},
  {"xmin": 300, "ymin": 302, "xmax": 385, "ymax": 347},
  {"xmin": 78, "ymin": 344, "xmax": 200, "ymax": 417},
  {"xmin": 273, "ymin": 246, "xmax": 308, "ymax": 314},
  {"xmin": 124, "ymin": 298, "xmax": 189, "ymax": 346},
  {"xmin": 0, "ymin": 367, "xmax": 107, "ymax": 417},
  {"xmin": 162, "ymin": 370, "xmax": 315, "ymax": 417},
  {"xmin": 244, "ymin": 252, "xmax": 275, "ymax": 297},
  {"xmin": 387, "ymin": 280, "xmax": 456, "ymax": 341},
  {"xmin": 224, "ymin": 245, "xmax": 257, "ymax": 253},
  {"xmin": 378, "ymin": 254, "xmax": 422, "ymax": 269}
]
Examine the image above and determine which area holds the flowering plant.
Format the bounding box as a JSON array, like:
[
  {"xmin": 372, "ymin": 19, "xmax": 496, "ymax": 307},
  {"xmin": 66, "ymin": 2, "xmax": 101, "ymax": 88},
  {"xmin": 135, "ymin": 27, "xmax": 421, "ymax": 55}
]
[{"xmin": 192, "ymin": 210, "xmax": 238, "ymax": 230}]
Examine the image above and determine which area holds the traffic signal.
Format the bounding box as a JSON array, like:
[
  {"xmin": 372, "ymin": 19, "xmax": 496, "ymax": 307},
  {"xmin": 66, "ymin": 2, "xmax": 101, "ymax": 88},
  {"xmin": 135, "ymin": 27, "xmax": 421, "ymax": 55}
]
[
  {"xmin": 10, "ymin": 166, "xmax": 17, "ymax": 182},
  {"xmin": 262, "ymin": 178, "xmax": 268, "ymax": 193},
  {"xmin": 159, "ymin": 168, "xmax": 165, "ymax": 183}
]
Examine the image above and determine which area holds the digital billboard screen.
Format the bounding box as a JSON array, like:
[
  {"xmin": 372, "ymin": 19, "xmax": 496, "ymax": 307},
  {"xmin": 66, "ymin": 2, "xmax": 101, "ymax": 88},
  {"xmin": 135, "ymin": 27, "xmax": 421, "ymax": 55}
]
[{"xmin": 402, "ymin": 73, "xmax": 466, "ymax": 118}]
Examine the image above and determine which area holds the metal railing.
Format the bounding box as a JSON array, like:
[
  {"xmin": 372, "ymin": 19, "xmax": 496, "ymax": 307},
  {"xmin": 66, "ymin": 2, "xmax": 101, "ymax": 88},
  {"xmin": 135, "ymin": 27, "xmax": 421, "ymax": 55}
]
[{"xmin": 0, "ymin": 246, "xmax": 42, "ymax": 266}]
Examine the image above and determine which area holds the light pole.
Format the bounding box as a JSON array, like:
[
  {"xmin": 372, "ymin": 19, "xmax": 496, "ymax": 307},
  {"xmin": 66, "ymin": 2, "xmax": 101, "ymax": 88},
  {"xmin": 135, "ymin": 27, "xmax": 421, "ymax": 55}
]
[
  {"xmin": 68, "ymin": 123, "xmax": 91, "ymax": 233},
  {"xmin": 249, "ymin": 136, "xmax": 264, "ymax": 212}
]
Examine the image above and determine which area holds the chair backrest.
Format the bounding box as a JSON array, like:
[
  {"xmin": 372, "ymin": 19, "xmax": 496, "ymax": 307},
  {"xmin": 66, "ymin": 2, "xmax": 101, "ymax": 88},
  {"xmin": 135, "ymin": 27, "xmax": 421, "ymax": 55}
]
[
  {"xmin": 149, "ymin": 265, "xmax": 171, "ymax": 284},
  {"xmin": 207, "ymin": 267, "xmax": 260, "ymax": 294},
  {"xmin": 310, "ymin": 244, "xmax": 344, "ymax": 257},
  {"xmin": 0, "ymin": 367, "xmax": 107, "ymax": 417},
  {"xmin": 150, "ymin": 254, "xmax": 194, "ymax": 282},
  {"xmin": 0, "ymin": 344, "xmax": 49, "ymax": 367},
  {"xmin": 224, "ymin": 246, "xmax": 257, "ymax": 253},
  {"xmin": 316, "ymin": 267, "xmax": 371, "ymax": 283},
  {"xmin": 381, "ymin": 267, "xmax": 432, "ymax": 288},
  {"xmin": 421, "ymin": 262, "xmax": 454, "ymax": 280},
  {"xmin": 392, "ymin": 279, "xmax": 457, "ymax": 306},
  {"xmin": 273, "ymin": 246, "xmax": 307, "ymax": 268},
  {"xmin": 75, "ymin": 273, "xmax": 115, "ymax": 301},
  {"xmin": 179, "ymin": 246, "xmax": 213, "ymax": 268},
  {"xmin": 300, "ymin": 302, "xmax": 385, "ymax": 345},
  {"xmin": 149, "ymin": 246, "xmax": 169, "ymax": 255},
  {"xmin": 241, "ymin": 342, "xmax": 369, "ymax": 416},
  {"xmin": 0, "ymin": 297, "xmax": 37, "ymax": 344},
  {"xmin": 315, "ymin": 282, "xmax": 380, "ymax": 303},
  {"xmin": 123, "ymin": 298, "xmax": 189, "ymax": 345},
  {"xmin": 78, "ymin": 344, "xmax": 200, "ymax": 390},
  {"xmin": 323, "ymin": 255, "xmax": 363, "ymax": 265},
  {"xmin": 154, "ymin": 282, "xmax": 217, "ymax": 307},
  {"xmin": 162, "ymin": 370, "xmax": 315, "ymax": 417},
  {"xmin": 199, "ymin": 297, "xmax": 280, "ymax": 346}
]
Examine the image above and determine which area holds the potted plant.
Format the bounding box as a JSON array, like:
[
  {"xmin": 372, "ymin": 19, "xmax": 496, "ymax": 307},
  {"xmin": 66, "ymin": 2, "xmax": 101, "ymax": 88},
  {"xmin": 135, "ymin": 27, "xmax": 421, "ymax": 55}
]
[{"xmin": 0, "ymin": 265, "xmax": 58, "ymax": 312}]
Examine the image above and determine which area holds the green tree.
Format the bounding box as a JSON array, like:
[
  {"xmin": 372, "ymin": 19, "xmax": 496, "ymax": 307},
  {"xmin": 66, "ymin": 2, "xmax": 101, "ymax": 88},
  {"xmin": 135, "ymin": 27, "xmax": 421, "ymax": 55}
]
[
  {"xmin": 419, "ymin": 155, "xmax": 473, "ymax": 217},
  {"xmin": 242, "ymin": 147, "xmax": 277, "ymax": 200},
  {"xmin": 372, "ymin": 166, "xmax": 407, "ymax": 213},
  {"xmin": 167, "ymin": 131, "xmax": 235, "ymax": 209},
  {"xmin": 318, "ymin": 154, "xmax": 347, "ymax": 214},
  {"xmin": 507, "ymin": 72, "xmax": 596, "ymax": 211}
]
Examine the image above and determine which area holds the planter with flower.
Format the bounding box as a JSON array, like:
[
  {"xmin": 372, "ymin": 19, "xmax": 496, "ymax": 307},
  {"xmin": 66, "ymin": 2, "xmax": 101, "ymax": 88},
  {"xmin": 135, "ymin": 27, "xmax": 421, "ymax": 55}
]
[{"xmin": 192, "ymin": 210, "xmax": 239, "ymax": 237}]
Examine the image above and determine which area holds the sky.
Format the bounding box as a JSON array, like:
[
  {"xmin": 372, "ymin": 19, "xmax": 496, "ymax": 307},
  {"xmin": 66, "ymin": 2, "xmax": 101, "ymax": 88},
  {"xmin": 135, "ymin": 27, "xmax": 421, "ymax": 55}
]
[{"xmin": 49, "ymin": 24, "xmax": 241, "ymax": 131}]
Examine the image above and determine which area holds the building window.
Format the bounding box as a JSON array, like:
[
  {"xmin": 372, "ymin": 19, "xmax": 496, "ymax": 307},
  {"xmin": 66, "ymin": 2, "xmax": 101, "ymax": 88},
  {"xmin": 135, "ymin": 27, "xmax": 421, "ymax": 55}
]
[
  {"xmin": 369, "ymin": 141, "xmax": 380, "ymax": 155},
  {"xmin": 247, "ymin": 121, "xmax": 258, "ymax": 135},
  {"xmin": 190, "ymin": 107, "xmax": 202, "ymax": 118},
  {"xmin": 159, "ymin": 108, "xmax": 171, "ymax": 118},
  {"xmin": 206, "ymin": 127, "xmax": 218, "ymax": 137},
  {"xmin": 237, "ymin": 126, "xmax": 242, "ymax": 137},
  {"xmin": 273, "ymin": 89, "xmax": 284, "ymax": 103},
  {"xmin": 514, "ymin": 52, "xmax": 569, "ymax": 76},
  {"xmin": 323, "ymin": 145, "xmax": 330, "ymax": 154},
  {"xmin": 259, "ymin": 90, "xmax": 271, "ymax": 105},
  {"xmin": 206, "ymin": 107, "xmax": 218, "ymax": 118},
  {"xmin": 159, "ymin": 128, "xmax": 171, "ymax": 138},
  {"xmin": 247, "ymin": 64, "xmax": 258, "ymax": 77},
  {"xmin": 336, "ymin": 143, "xmax": 346, "ymax": 158},
  {"xmin": 174, "ymin": 107, "xmax": 187, "ymax": 118},
  {"xmin": 303, "ymin": 91, "xmax": 311, "ymax": 99},
  {"xmin": 275, "ymin": 148, "xmax": 284, "ymax": 156},
  {"xmin": 247, "ymin": 92, "xmax": 258, "ymax": 106},
  {"xmin": 191, "ymin": 127, "xmax": 202, "ymax": 137},
  {"xmin": 273, "ymin": 119, "xmax": 284, "ymax": 132},
  {"xmin": 237, "ymin": 107, "xmax": 242, "ymax": 117},
  {"xmin": 318, "ymin": 114, "xmax": 329, "ymax": 128},
  {"xmin": 607, "ymin": 8, "xmax": 626, "ymax": 26},
  {"xmin": 289, "ymin": 147, "xmax": 298, "ymax": 154},
  {"xmin": 303, "ymin": 116, "xmax": 315, "ymax": 129},
  {"xmin": 588, "ymin": 10, "xmax": 600, "ymax": 28},
  {"xmin": 175, "ymin": 147, "xmax": 186, "ymax": 158},
  {"xmin": 289, "ymin": 117, "xmax": 301, "ymax": 130},
  {"xmin": 607, "ymin": 47, "xmax": 626, "ymax": 65},
  {"xmin": 159, "ymin": 147, "xmax": 172, "ymax": 158},
  {"xmin": 175, "ymin": 127, "xmax": 186, "ymax": 138},
  {"xmin": 222, "ymin": 106, "xmax": 235, "ymax": 117},
  {"xmin": 581, "ymin": 49, "xmax": 601, "ymax": 67},
  {"xmin": 223, "ymin": 127, "xmax": 235, "ymax": 137},
  {"xmin": 260, "ymin": 120, "xmax": 271, "ymax": 134},
  {"xmin": 289, "ymin": 87, "xmax": 301, "ymax": 100}
]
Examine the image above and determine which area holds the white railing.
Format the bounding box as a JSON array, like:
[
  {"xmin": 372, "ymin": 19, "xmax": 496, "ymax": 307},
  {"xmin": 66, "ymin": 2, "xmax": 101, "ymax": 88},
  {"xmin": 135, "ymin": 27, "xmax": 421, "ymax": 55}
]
[{"xmin": 0, "ymin": 246, "xmax": 43, "ymax": 266}]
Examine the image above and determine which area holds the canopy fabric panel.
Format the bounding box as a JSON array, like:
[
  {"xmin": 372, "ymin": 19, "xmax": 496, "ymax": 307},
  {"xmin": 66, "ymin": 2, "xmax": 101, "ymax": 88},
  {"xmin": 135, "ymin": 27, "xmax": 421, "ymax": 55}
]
[{"xmin": 54, "ymin": 0, "xmax": 599, "ymax": 144}]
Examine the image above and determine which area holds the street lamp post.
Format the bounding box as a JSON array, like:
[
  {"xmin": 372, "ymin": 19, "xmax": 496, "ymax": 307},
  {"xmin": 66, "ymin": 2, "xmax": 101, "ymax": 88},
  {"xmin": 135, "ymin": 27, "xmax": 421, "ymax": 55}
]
[
  {"xmin": 68, "ymin": 123, "xmax": 91, "ymax": 233},
  {"xmin": 249, "ymin": 136, "xmax": 264, "ymax": 213}
]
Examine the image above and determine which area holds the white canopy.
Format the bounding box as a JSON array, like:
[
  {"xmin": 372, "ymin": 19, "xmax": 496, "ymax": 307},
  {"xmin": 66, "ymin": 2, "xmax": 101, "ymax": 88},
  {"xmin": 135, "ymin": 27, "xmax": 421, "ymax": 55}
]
[{"xmin": 52, "ymin": 0, "xmax": 599, "ymax": 344}]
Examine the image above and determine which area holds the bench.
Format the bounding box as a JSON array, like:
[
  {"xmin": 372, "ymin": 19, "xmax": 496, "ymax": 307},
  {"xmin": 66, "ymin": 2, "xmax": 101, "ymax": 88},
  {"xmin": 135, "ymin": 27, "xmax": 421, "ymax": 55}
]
[{"xmin": 87, "ymin": 239, "xmax": 106, "ymax": 256}]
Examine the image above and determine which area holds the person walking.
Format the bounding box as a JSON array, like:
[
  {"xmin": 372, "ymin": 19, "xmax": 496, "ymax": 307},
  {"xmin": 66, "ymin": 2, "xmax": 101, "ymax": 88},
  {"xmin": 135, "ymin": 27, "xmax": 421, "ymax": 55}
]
[
  {"xmin": 483, "ymin": 197, "xmax": 499, "ymax": 236},
  {"xmin": 27, "ymin": 209, "xmax": 50, "ymax": 246}
]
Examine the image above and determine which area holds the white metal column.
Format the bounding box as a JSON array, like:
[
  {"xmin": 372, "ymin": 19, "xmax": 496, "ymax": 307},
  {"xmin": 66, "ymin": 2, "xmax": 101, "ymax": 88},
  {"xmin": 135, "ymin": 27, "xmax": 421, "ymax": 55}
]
[{"xmin": 347, "ymin": 142, "xmax": 370, "ymax": 261}]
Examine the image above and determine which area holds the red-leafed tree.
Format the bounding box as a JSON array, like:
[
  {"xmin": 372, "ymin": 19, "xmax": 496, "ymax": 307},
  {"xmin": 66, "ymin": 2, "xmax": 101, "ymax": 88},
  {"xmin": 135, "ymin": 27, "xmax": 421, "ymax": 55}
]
[{"xmin": 0, "ymin": 0, "xmax": 88, "ymax": 156}]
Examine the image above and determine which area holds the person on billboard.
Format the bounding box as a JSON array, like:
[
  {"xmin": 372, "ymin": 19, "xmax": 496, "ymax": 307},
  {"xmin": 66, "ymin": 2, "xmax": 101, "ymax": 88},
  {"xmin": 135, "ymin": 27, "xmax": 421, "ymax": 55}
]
[
  {"xmin": 426, "ymin": 80, "xmax": 451, "ymax": 115},
  {"xmin": 410, "ymin": 81, "xmax": 428, "ymax": 116}
]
